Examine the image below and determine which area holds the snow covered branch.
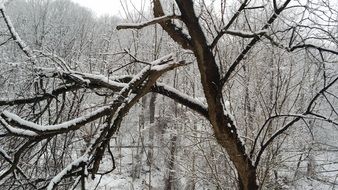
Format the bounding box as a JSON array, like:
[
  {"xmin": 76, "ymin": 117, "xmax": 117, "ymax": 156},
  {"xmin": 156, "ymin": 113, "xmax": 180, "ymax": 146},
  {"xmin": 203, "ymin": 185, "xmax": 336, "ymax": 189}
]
[
  {"xmin": 0, "ymin": 54, "xmax": 188, "ymax": 138},
  {"xmin": 0, "ymin": 106, "xmax": 111, "ymax": 136},
  {"xmin": 223, "ymin": 29, "xmax": 267, "ymax": 38},
  {"xmin": 0, "ymin": 84, "xmax": 81, "ymax": 106},
  {"xmin": 0, "ymin": 116, "xmax": 38, "ymax": 137},
  {"xmin": 116, "ymin": 15, "xmax": 181, "ymax": 30},
  {"xmin": 153, "ymin": 83, "xmax": 208, "ymax": 118},
  {"xmin": 47, "ymin": 155, "xmax": 89, "ymax": 190},
  {"xmin": 0, "ymin": 5, "xmax": 35, "ymax": 61}
]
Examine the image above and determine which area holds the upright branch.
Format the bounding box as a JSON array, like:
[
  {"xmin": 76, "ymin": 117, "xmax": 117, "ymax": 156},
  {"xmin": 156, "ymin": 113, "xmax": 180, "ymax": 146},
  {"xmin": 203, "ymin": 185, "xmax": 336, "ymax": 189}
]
[
  {"xmin": 220, "ymin": 0, "xmax": 292, "ymax": 87},
  {"xmin": 153, "ymin": 0, "xmax": 193, "ymax": 50},
  {"xmin": 210, "ymin": 0, "xmax": 249, "ymax": 49}
]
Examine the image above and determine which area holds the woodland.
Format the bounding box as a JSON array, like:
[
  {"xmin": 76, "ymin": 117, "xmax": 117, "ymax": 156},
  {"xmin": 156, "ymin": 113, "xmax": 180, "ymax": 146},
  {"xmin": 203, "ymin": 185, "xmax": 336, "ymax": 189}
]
[{"xmin": 0, "ymin": 0, "xmax": 338, "ymax": 189}]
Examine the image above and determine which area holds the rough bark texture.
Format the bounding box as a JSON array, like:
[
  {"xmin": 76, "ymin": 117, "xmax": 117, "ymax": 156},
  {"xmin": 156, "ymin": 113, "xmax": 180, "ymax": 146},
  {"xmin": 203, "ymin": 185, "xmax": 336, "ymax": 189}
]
[{"xmin": 153, "ymin": 0, "xmax": 258, "ymax": 189}]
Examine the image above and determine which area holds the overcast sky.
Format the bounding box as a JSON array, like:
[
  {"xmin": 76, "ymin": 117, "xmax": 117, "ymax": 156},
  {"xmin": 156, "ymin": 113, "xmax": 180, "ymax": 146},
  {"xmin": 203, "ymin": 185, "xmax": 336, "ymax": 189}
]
[{"xmin": 71, "ymin": 0, "xmax": 150, "ymax": 17}]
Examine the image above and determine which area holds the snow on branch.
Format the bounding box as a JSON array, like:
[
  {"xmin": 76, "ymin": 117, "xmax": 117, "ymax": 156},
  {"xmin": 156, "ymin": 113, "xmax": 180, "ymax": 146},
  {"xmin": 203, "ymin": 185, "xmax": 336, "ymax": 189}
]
[
  {"xmin": 224, "ymin": 29, "xmax": 267, "ymax": 38},
  {"xmin": 116, "ymin": 53, "xmax": 188, "ymax": 100},
  {"xmin": 0, "ymin": 147, "xmax": 11, "ymax": 161},
  {"xmin": 0, "ymin": 54, "xmax": 187, "ymax": 139},
  {"xmin": 47, "ymin": 155, "xmax": 89, "ymax": 190},
  {"xmin": 154, "ymin": 83, "xmax": 208, "ymax": 118},
  {"xmin": 0, "ymin": 84, "xmax": 80, "ymax": 106},
  {"xmin": 0, "ymin": 5, "xmax": 35, "ymax": 61},
  {"xmin": 0, "ymin": 116, "xmax": 38, "ymax": 137},
  {"xmin": 1, "ymin": 106, "xmax": 111, "ymax": 135},
  {"xmin": 116, "ymin": 15, "xmax": 181, "ymax": 30}
]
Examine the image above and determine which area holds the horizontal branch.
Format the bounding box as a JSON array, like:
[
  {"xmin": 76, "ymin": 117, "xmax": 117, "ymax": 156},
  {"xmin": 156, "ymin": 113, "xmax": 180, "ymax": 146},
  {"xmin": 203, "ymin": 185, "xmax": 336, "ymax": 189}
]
[
  {"xmin": 1, "ymin": 106, "xmax": 111, "ymax": 135},
  {"xmin": 0, "ymin": 84, "xmax": 80, "ymax": 106},
  {"xmin": 0, "ymin": 54, "xmax": 189, "ymax": 138},
  {"xmin": 116, "ymin": 15, "xmax": 181, "ymax": 30},
  {"xmin": 290, "ymin": 44, "xmax": 338, "ymax": 55},
  {"xmin": 224, "ymin": 29, "xmax": 267, "ymax": 38},
  {"xmin": 0, "ymin": 116, "xmax": 38, "ymax": 137},
  {"xmin": 153, "ymin": 83, "xmax": 208, "ymax": 118},
  {"xmin": 2, "ymin": 71, "xmax": 207, "ymax": 124},
  {"xmin": 264, "ymin": 34, "xmax": 338, "ymax": 55}
]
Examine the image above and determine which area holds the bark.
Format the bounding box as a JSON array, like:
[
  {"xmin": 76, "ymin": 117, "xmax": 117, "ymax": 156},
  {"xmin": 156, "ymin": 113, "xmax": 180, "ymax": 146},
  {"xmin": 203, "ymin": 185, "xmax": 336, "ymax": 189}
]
[{"xmin": 154, "ymin": 0, "xmax": 259, "ymax": 189}]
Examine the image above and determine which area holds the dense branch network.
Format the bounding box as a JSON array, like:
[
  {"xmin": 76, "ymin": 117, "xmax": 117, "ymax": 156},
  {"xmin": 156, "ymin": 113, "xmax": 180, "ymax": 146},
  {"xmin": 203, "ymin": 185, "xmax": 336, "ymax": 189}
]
[{"xmin": 0, "ymin": 0, "xmax": 338, "ymax": 189}]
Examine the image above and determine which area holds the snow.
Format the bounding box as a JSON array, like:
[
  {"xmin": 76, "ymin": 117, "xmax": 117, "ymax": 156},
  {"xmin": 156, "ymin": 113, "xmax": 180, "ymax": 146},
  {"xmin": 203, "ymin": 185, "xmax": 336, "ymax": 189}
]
[
  {"xmin": 223, "ymin": 100, "xmax": 236, "ymax": 125},
  {"xmin": 37, "ymin": 67, "xmax": 130, "ymax": 89},
  {"xmin": 225, "ymin": 29, "xmax": 268, "ymax": 37},
  {"xmin": 80, "ymin": 73, "xmax": 129, "ymax": 88},
  {"xmin": 0, "ymin": 116, "xmax": 38, "ymax": 136},
  {"xmin": 2, "ymin": 106, "xmax": 110, "ymax": 133},
  {"xmin": 0, "ymin": 147, "xmax": 10, "ymax": 160},
  {"xmin": 3, "ymin": 54, "xmax": 182, "ymax": 136},
  {"xmin": 0, "ymin": 0, "xmax": 8, "ymax": 9},
  {"xmin": 151, "ymin": 64, "xmax": 172, "ymax": 71},
  {"xmin": 117, "ymin": 15, "xmax": 178, "ymax": 30},
  {"xmin": 118, "ymin": 54, "xmax": 176, "ymax": 96},
  {"xmin": 224, "ymin": 100, "xmax": 231, "ymax": 112},
  {"xmin": 1, "ymin": 6, "xmax": 34, "ymax": 59},
  {"xmin": 47, "ymin": 155, "xmax": 89, "ymax": 190},
  {"xmin": 71, "ymin": 74, "xmax": 90, "ymax": 84},
  {"xmin": 156, "ymin": 83, "xmax": 208, "ymax": 110}
]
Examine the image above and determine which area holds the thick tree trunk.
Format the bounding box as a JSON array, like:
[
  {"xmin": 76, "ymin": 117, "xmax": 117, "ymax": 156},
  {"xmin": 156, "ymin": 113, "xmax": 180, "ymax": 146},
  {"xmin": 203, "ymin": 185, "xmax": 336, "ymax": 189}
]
[
  {"xmin": 168, "ymin": 1, "xmax": 260, "ymax": 189},
  {"xmin": 152, "ymin": 0, "xmax": 263, "ymax": 189}
]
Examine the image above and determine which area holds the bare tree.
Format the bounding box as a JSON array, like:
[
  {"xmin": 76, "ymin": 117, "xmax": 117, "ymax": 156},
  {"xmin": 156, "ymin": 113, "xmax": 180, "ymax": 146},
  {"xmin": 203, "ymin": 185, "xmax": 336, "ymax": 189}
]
[
  {"xmin": 116, "ymin": 0, "xmax": 338, "ymax": 189},
  {"xmin": 1, "ymin": 0, "xmax": 338, "ymax": 190}
]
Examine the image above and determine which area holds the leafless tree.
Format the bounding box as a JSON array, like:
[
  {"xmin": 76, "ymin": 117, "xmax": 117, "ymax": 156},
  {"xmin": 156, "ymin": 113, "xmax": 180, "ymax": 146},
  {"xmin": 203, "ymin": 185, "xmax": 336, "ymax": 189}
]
[{"xmin": 1, "ymin": 0, "xmax": 338, "ymax": 190}]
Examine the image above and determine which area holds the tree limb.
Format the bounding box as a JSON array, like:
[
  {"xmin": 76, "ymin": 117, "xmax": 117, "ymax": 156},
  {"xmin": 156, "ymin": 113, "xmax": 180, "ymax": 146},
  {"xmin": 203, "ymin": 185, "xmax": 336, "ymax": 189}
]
[
  {"xmin": 116, "ymin": 15, "xmax": 181, "ymax": 30},
  {"xmin": 220, "ymin": 0, "xmax": 292, "ymax": 87},
  {"xmin": 153, "ymin": 0, "xmax": 193, "ymax": 50}
]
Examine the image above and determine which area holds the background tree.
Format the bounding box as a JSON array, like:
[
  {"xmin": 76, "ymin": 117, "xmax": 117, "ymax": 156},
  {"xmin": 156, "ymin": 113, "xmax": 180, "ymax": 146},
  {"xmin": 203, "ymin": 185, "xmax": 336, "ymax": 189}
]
[{"xmin": 1, "ymin": 0, "xmax": 338, "ymax": 190}]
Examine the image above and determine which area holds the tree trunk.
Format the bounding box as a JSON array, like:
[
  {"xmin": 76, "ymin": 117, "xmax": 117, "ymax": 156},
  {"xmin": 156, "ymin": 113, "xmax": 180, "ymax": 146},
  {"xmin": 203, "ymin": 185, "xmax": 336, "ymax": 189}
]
[
  {"xmin": 164, "ymin": 134, "xmax": 177, "ymax": 190},
  {"xmin": 153, "ymin": 1, "xmax": 261, "ymax": 189},
  {"xmin": 170, "ymin": 1, "xmax": 260, "ymax": 189}
]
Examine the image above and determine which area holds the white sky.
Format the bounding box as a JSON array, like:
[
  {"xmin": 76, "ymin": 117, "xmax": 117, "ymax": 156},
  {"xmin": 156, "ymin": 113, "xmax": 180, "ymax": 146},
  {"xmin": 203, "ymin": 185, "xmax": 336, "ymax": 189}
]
[{"xmin": 71, "ymin": 0, "xmax": 150, "ymax": 17}]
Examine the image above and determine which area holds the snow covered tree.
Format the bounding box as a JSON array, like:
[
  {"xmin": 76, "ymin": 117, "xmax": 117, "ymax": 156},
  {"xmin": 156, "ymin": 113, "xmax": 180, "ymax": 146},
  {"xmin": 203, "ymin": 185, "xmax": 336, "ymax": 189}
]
[{"xmin": 1, "ymin": 0, "xmax": 338, "ymax": 189}]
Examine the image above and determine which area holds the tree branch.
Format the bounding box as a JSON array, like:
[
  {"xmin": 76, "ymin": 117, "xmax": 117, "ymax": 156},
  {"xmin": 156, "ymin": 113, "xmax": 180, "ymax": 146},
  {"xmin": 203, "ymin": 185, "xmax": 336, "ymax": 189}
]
[
  {"xmin": 0, "ymin": 6, "xmax": 35, "ymax": 61},
  {"xmin": 116, "ymin": 15, "xmax": 181, "ymax": 30},
  {"xmin": 254, "ymin": 75, "xmax": 338, "ymax": 167},
  {"xmin": 220, "ymin": 0, "xmax": 292, "ymax": 87},
  {"xmin": 152, "ymin": 0, "xmax": 193, "ymax": 50},
  {"xmin": 210, "ymin": 0, "xmax": 249, "ymax": 49}
]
